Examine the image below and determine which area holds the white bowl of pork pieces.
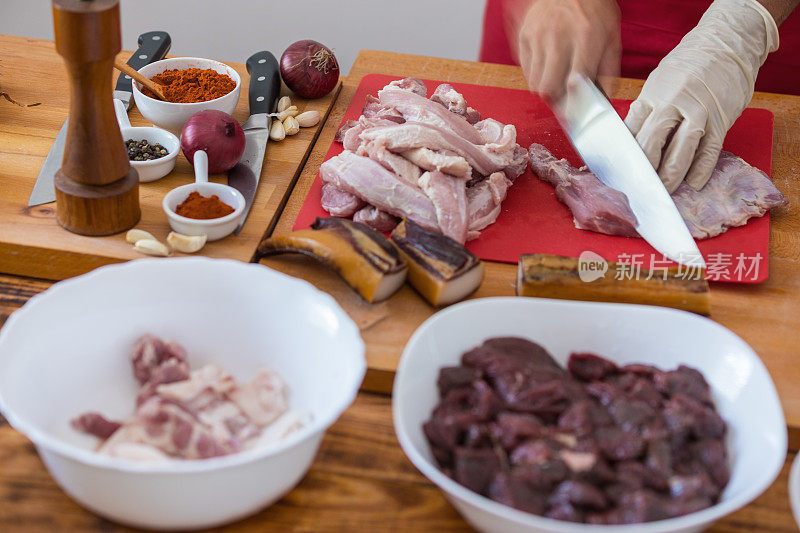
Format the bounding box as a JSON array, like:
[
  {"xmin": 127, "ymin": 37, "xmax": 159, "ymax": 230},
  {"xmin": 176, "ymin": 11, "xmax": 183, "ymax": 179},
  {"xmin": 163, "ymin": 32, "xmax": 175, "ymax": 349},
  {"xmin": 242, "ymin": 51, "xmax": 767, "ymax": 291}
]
[
  {"xmin": 0, "ymin": 258, "xmax": 365, "ymax": 530},
  {"xmin": 393, "ymin": 297, "xmax": 786, "ymax": 533}
]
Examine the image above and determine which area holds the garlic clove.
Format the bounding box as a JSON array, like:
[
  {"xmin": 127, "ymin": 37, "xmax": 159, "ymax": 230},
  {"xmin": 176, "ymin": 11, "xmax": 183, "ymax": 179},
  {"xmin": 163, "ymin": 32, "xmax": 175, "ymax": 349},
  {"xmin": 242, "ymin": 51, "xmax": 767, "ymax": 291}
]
[
  {"xmin": 276, "ymin": 95, "xmax": 292, "ymax": 113},
  {"xmin": 295, "ymin": 110, "xmax": 320, "ymax": 128},
  {"xmin": 126, "ymin": 229, "xmax": 156, "ymax": 244},
  {"xmin": 167, "ymin": 232, "xmax": 207, "ymax": 254},
  {"xmin": 134, "ymin": 239, "xmax": 170, "ymax": 257},
  {"xmin": 270, "ymin": 119, "xmax": 286, "ymax": 141},
  {"xmin": 275, "ymin": 105, "xmax": 299, "ymax": 121},
  {"xmin": 283, "ymin": 116, "xmax": 300, "ymax": 136}
]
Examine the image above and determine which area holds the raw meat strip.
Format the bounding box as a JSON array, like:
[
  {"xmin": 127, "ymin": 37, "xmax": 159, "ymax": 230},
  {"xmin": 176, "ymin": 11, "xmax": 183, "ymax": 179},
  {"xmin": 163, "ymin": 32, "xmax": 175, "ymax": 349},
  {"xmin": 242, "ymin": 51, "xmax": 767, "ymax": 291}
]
[
  {"xmin": 357, "ymin": 140, "xmax": 423, "ymax": 186},
  {"xmin": 321, "ymin": 183, "xmax": 365, "ymax": 217},
  {"xmin": 386, "ymin": 76, "xmax": 427, "ymax": 96},
  {"xmin": 466, "ymin": 172, "xmax": 512, "ymax": 239},
  {"xmin": 335, "ymin": 120, "xmax": 358, "ymax": 143},
  {"xmin": 429, "ymin": 83, "xmax": 483, "ymax": 124},
  {"xmin": 353, "ymin": 205, "xmax": 399, "ymax": 233},
  {"xmin": 672, "ymin": 152, "xmax": 788, "ymax": 239},
  {"xmin": 360, "ymin": 123, "xmax": 516, "ymax": 176},
  {"xmin": 341, "ymin": 116, "xmax": 400, "ymax": 152},
  {"xmin": 504, "ymin": 145, "xmax": 529, "ymax": 182},
  {"xmin": 377, "ymin": 88, "xmax": 486, "ymax": 145},
  {"xmin": 402, "ymin": 147, "xmax": 472, "ymax": 179},
  {"xmin": 419, "ymin": 171, "xmax": 469, "ymax": 243},
  {"xmin": 362, "ymin": 94, "xmax": 405, "ymax": 123},
  {"xmin": 528, "ymin": 143, "xmax": 639, "ymax": 237},
  {"xmin": 320, "ymin": 150, "xmax": 440, "ymax": 230},
  {"xmin": 71, "ymin": 413, "xmax": 121, "ymax": 439}
]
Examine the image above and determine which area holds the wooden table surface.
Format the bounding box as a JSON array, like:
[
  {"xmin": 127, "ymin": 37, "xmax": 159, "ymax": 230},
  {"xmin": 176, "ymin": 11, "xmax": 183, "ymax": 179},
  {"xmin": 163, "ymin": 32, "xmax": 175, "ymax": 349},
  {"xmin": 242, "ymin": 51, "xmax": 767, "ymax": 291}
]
[{"xmin": 2, "ymin": 41, "xmax": 799, "ymax": 531}]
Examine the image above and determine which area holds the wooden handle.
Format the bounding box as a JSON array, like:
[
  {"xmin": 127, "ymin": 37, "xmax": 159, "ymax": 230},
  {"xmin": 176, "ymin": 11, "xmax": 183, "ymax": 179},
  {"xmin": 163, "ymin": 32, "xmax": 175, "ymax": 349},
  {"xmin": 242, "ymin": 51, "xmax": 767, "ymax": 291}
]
[{"xmin": 113, "ymin": 57, "xmax": 166, "ymax": 100}]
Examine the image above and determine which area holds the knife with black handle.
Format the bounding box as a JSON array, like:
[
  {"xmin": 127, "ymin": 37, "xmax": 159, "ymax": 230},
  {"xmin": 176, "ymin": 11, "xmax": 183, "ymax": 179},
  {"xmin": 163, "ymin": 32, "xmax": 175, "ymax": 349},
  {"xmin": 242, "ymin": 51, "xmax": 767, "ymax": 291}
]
[
  {"xmin": 228, "ymin": 51, "xmax": 282, "ymax": 234},
  {"xmin": 28, "ymin": 31, "xmax": 172, "ymax": 207}
]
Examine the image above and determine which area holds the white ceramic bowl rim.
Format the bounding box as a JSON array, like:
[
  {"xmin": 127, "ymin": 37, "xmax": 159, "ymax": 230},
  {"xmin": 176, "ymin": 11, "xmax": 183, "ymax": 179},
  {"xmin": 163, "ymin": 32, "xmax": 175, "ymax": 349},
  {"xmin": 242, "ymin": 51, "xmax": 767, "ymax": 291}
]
[
  {"xmin": 132, "ymin": 57, "xmax": 241, "ymax": 106},
  {"xmin": 164, "ymin": 183, "xmax": 245, "ymax": 226},
  {"xmin": 393, "ymin": 297, "xmax": 787, "ymax": 533},
  {"xmin": 0, "ymin": 258, "xmax": 365, "ymax": 474},
  {"xmin": 122, "ymin": 127, "xmax": 180, "ymax": 167}
]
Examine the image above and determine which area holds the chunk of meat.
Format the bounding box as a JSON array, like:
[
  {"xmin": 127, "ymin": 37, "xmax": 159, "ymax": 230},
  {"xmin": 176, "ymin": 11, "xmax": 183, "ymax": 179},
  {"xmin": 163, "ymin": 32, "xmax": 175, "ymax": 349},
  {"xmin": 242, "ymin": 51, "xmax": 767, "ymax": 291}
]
[
  {"xmin": 71, "ymin": 412, "xmax": 122, "ymax": 440},
  {"xmin": 319, "ymin": 150, "xmax": 440, "ymax": 231},
  {"xmin": 674, "ymin": 151, "xmax": 788, "ymax": 238},
  {"xmin": 466, "ymin": 172, "xmax": 511, "ymax": 239},
  {"xmin": 504, "ymin": 145, "xmax": 529, "ymax": 181},
  {"xmin": 352, "ymin": 205, "xmax": 399, "ymax": 233},
  {"xmin": 385, "ymin": 76, "xmax": 427, "ymax": 96},
  {"xmin": 402, "ymin": 147, "xmax": 472, "ymax": 179},
  {"xmin": 228, "ymin": 367, "xmax": 289, "ymax": 427},
  {"xmin": 489, "ymin": 471, "xmax": 548, "ymax": 514},
  {"xmin": 454, "ymin": 447, "xmax": 506, "ymax": 494},
  {"xmin": 377, "ymin": 88, "xmax": 486, "ymax": 145},
  {"xmin": 568, "ymin": 353, "xmax": 618, "ymax": 381},
  {"xmin": 362, "ymin": 94, "xmax": 404, "ymax": 123},
  {"xmin": 129, "ymin": 334, "xmax": 189, "ymax": 386},
  {"xmin": 418, "ymin": 171, "xmax": 469, "ymax": 243},
  {"xmin": 437, "ymin": 366, "xmax": 482, "ymax": 396},
  {"xmin": 528, "ymin": 143, "xmax": 639, "ymax": 237},
  {"xmin": 429, "ymin": 83, "xmax": 483, "ymax": 127},
  {"xmin": 321, "ymin": 183, "xmax": 366, "ymax": 217},
  {"xmin": 335, "ymin": 120, "xmax": 358, "ymax": 143},
  {"xmin": 357, "ymin": 139, "xmax": 423, "ymax": 186}
]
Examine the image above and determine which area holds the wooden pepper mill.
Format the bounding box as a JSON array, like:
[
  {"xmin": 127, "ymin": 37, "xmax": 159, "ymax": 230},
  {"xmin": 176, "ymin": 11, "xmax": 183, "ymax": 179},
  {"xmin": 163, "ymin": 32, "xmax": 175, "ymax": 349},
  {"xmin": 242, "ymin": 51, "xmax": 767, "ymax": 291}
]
[{"xmin": 52, "ymin": 0, "xmax": 140, "ymax": 235}]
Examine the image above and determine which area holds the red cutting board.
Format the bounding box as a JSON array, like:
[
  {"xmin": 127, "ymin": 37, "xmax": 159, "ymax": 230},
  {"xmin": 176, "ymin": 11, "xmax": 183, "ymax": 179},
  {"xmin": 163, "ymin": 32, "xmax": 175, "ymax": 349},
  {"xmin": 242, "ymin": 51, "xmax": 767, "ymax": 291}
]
[{"xmin": 294, "ymin": 74, "xmax": 775, "ymax": 283}]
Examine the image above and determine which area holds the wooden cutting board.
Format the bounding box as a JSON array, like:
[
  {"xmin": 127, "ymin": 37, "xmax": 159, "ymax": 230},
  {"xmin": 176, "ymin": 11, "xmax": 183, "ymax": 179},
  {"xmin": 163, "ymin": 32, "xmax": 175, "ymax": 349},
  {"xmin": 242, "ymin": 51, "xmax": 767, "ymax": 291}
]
[
  {"xmin": 260, "ymin": 51, "xmax": 800, "ymax": 440},
  {"xmin": 0, "ymin": 35, "xmax": 339, "ymax": 280}
]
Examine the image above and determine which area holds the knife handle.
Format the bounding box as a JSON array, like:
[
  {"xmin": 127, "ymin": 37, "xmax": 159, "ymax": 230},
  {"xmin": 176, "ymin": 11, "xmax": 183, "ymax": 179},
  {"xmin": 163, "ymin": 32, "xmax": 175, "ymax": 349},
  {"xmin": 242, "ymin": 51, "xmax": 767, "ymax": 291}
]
[
  {"xmin": 114, "ymin": 31, "xmax": 172, "ymax": 93},
  {"xmin": 245, "ymin": 51, "xmax": 281, "ymax": 116}
]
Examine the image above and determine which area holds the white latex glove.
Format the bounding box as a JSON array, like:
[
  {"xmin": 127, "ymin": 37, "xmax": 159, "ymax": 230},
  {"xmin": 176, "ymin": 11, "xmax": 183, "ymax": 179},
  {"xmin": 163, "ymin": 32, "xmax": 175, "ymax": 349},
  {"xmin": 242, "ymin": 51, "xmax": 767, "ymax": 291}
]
[{"xmin": 624, "ymin": 0, "xmax": 779, "ymax": 193}]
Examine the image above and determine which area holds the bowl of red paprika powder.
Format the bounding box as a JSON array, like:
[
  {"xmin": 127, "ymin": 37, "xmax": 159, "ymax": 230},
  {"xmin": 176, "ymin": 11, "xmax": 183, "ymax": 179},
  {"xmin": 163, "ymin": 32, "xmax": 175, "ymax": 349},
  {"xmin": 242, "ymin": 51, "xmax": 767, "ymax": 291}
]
[{"xmin": 132, "ymin": 57, "xmax": 241, "ymax": 133}]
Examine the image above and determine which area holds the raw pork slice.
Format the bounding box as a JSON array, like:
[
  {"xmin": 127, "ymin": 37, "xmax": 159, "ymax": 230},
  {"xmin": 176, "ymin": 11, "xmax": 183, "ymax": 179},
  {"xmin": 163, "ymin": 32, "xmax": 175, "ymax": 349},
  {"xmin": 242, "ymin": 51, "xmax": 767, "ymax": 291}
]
[
  {"xmin": 321, "ymin": 183, "xmax": 365, "ymax": 217},
  {"xmin": 528, "ymin": 144, "xmax": 638, "ymax": 237},
  {"xmin": 353, "ymin": 205, "xmax": 399, "ymax": 233},
  {"xmin": 320, "ymin": 150, "xmax": 440, "ymax": 231},
  {"xmin": 528, "ymin": 144, "xmax": 788, "ymax": 240},
  {"xmin": 419, "ymin": 171, "xmax": 469, "ymax": 243}
]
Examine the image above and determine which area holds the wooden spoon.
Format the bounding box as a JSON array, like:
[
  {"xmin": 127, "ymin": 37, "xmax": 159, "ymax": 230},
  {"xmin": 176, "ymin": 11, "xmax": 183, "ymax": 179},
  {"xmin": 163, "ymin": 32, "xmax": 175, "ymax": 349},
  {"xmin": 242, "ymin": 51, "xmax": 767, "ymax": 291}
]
[{"xmin": 113, "ymin": 57, "xmax": 167, "ymax": 101}]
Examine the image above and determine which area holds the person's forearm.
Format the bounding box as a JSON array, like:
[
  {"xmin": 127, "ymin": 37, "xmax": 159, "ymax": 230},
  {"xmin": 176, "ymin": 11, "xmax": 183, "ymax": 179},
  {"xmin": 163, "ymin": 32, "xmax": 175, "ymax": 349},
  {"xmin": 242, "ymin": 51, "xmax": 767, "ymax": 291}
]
[{"xmin": 756, "ymin": 0, "xmax": 799, "ymax": 25}]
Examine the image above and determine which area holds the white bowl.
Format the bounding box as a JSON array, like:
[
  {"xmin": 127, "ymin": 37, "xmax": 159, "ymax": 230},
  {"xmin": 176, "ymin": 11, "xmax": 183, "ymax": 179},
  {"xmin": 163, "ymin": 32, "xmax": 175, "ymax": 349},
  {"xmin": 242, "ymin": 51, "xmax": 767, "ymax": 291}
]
[
  {"xmin": 122, "ymin": 126, "xmax": 180, "ymax": 182},
  {"xmin": 789, "ymin": 454, "xmax": 800, "ymax": 526},
  {"xmin": 0, "ymin": 258, "xmax": 365, "ymax": 530},
  {"xmin": 163, "ymin": 182, "xmax": 245, "ymax": 241},
  {"xmin": 393, "ymin": 297, "xmax": 786, "ymax": 533},
  {"xmin": 133, "ymin": 57, "xmax": 241, "ymax": 134}
]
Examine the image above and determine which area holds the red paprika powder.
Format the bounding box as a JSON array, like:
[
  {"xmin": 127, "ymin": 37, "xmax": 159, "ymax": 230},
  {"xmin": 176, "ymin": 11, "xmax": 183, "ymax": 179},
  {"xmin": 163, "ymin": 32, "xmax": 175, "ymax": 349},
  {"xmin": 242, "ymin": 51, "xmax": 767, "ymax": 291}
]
[
  {"xmin": 175, "ymin": 192, "xmax": 235, "ymax": 219},
  {"xmin": 143, "ymin": 68, "xmax": 236, "ymax": 103}
]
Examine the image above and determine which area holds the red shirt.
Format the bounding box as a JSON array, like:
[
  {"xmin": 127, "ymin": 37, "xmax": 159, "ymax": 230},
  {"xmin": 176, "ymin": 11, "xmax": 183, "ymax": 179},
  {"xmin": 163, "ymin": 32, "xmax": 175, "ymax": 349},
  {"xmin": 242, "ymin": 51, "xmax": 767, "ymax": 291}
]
[{"xmin": 480, "ymin": 0, "xmax": 800, "ymax": 96}]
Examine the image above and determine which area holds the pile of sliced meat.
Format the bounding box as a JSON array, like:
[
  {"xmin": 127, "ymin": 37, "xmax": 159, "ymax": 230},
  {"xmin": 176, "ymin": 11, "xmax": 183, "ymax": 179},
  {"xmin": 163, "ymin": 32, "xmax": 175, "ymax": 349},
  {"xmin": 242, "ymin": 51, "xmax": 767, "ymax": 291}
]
[
  {"xmin": 424, "ymin": 337, "xmax": 729, "ymax": 525},
  {"xmin": 321, "ymin": 77, "xmax": 528, "ymax": 243},
  {"xmin": 529, "ymin": 143, "xmax": 788, "ymax": 239},
  {"xmin": 72, "ymin": 335, "xmax": 308, "ymax": 461}
]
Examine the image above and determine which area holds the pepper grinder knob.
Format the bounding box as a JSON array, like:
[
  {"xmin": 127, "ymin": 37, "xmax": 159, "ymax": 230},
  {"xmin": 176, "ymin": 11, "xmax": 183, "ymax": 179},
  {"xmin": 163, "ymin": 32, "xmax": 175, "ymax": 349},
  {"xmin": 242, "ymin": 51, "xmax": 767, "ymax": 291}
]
[{"xmin": 52, "ymin": 0, "xmax": 140, "ymax": 236}]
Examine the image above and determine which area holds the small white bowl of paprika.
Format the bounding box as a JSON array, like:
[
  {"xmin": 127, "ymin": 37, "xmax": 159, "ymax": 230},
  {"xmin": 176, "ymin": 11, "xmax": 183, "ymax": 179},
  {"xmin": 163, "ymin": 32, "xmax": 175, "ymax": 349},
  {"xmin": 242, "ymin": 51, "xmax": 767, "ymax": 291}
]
[
  {"xmin": 162, "ymin": 151, "xmax": 245, "ymax": 241},
  {"xmin": 133, "ymin": 57, "xmax": 241, "ymax": 134}
]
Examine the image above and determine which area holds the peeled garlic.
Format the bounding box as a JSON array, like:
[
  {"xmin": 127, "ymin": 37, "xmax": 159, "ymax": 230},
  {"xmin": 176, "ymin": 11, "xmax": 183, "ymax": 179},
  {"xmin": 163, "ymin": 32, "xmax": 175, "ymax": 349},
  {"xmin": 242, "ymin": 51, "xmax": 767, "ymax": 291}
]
[
  {"xmin": 134, "ymin": 239, "xmax": 170, "ymax": 257},
  {"xmin": 167, "ymin": 232, "xmax": 207, "ymax": 254},
  {"xmin": 283, "ymin": 116, "xmax": 300, "ymax": 136},
  {"xmin": 276, "ymin": 96, "xmax": 292, "ymax": 113},
  {"xmin": 295, "ymin": 110, "xmax": 320, "ymax": 128},
  {"xmin": 126, "ymin": 229, "xmax": 156, "ymax": 244},
  {"xmin": 275, "ymin": 105, "xmax": 299, "ymax": 121},
  {"xmin": 270, "ymin": 119, "xmax": 286, "ymax": 141}
]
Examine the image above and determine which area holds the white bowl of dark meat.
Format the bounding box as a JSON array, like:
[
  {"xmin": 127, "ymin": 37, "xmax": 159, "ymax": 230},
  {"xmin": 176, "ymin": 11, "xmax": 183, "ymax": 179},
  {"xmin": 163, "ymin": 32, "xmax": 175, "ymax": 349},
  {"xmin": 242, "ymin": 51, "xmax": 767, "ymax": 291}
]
[
  {"xmin": 393, "ymin": 297, "xmax": 786, "ymax": 533},
  {"xmin": 0, "ymin": 258, "xmax": 365, "ymax": 530}
]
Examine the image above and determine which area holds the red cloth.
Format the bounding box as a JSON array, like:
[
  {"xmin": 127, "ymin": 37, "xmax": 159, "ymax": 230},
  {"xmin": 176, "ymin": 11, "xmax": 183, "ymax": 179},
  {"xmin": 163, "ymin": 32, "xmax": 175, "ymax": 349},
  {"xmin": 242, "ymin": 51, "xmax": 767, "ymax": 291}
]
[{"xmin": 480, "ymin": 0, "xmax": 800, "ymax": 95}]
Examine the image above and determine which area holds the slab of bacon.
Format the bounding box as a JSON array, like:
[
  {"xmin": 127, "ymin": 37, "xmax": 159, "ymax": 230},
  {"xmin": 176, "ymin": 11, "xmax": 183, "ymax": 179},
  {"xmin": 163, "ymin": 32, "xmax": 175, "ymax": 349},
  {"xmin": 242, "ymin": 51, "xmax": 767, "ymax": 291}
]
[
  {"xmin": 322, "ymin": 78, "xmax": 528, "ymax": 243},
  {"xmin": 72, "ymin": 335, "xmax": 309, "ymax": 461}
]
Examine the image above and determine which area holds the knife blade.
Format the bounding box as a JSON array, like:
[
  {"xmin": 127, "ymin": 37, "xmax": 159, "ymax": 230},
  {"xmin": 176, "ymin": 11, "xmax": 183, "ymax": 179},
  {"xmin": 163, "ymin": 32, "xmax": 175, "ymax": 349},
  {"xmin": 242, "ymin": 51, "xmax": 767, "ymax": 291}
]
[
  {"xmin": 552, "ymin": 73, "xmax": 705, "ymax": 269},
  {"xmin": 228, "ymin": 51, "xmax": 281, "ymax": 235},
  {"xmin": 28, "ymin": 31, "xmax": 171, "ymax": 207}
]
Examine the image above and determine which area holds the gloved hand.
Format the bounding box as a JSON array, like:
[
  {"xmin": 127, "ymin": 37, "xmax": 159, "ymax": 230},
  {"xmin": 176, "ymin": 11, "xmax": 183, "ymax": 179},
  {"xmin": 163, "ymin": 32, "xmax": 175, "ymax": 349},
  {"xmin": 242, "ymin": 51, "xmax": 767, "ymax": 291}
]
[
  {"xmin": 624, "ymin": 0, "xmax": 779, "ymax": 193},
  {"xmin": 515, "ymin": 0, "xmax": 621, "ymax": 99}
]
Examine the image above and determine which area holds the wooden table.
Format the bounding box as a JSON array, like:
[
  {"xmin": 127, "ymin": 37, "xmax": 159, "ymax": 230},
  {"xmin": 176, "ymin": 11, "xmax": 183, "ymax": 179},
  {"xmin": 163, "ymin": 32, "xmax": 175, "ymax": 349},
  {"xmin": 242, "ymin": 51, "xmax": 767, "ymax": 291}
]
[{"xmin": 2, "ymin": 39, "xmax": 799, "ymax": 531}]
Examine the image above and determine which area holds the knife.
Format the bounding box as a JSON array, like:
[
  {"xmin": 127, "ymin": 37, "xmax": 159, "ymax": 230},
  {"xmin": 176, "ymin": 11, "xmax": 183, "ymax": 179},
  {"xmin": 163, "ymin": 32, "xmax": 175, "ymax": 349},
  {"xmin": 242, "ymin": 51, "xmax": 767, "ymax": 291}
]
[
  {"xmin": 552, "ymin": 73, "xmax": 705, "ymax": 269},
  {"xmin": 28, "ymin": 31, "xmax": 171, "ymax": 207},
  {"xmin": 227, "ymin": 51, "xmax": 281, "ymax": 235}
]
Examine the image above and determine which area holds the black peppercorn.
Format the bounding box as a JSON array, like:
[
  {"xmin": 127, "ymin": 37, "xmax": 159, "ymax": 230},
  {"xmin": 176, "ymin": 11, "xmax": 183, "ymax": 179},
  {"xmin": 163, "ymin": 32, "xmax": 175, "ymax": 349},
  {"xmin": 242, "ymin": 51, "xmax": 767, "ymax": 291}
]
[{"xmin": 125, "ymin": 139, "xmax": 169, "ymax": 161}]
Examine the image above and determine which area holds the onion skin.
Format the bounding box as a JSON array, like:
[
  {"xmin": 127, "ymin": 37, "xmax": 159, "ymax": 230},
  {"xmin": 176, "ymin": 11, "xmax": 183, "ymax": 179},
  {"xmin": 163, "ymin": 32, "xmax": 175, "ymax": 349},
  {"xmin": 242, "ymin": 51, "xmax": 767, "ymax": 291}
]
[
  {"xmin": 280, "ymin": 40, "xmax": 340, "ymax": 99},
  {"xmin": 180, "ymin": 110, "xmax": 245, "ymax": 173}
]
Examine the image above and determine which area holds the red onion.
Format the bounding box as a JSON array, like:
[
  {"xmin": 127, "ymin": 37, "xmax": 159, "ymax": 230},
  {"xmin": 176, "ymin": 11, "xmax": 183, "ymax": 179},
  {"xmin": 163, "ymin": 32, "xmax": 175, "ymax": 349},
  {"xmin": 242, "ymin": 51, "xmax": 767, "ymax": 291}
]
[
  {"xmin": 181, "ymin": 110, "xmax": 245, "ymax": 173},
  {"xmin": 280, "ymin": 40, "xmax": 339, "ymax": 99}
]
